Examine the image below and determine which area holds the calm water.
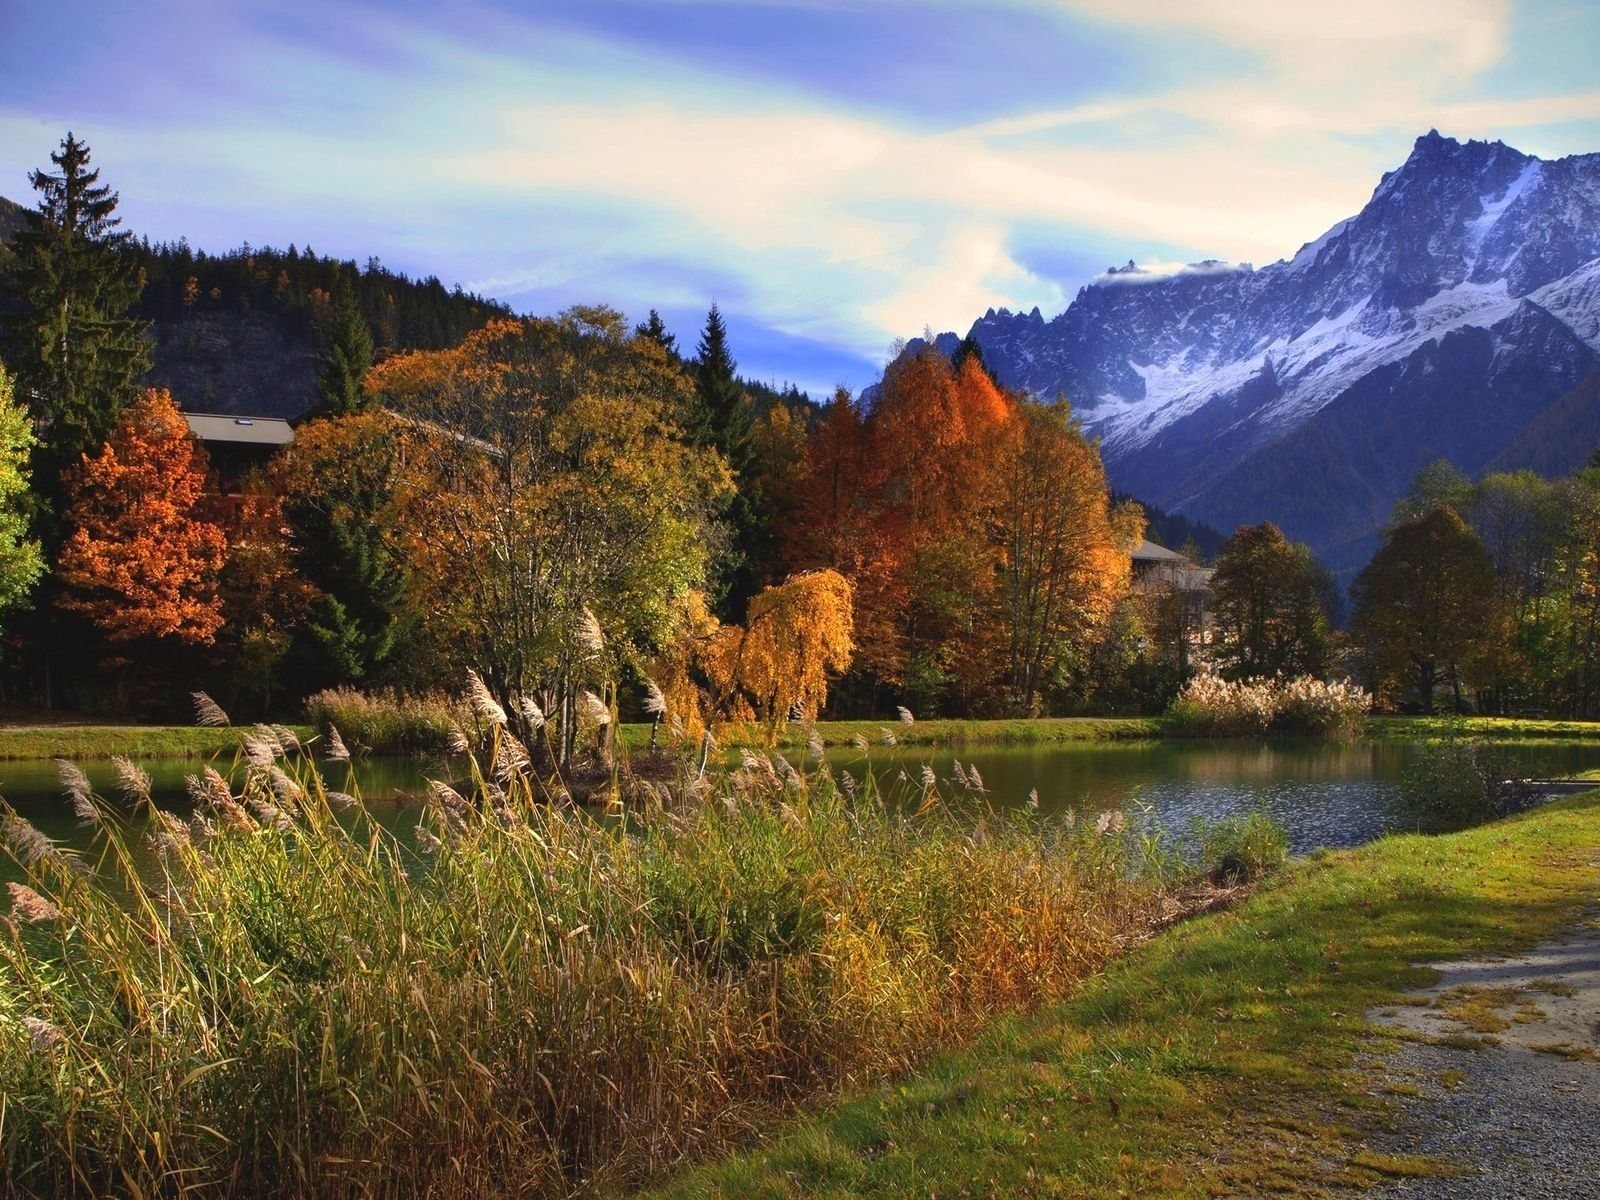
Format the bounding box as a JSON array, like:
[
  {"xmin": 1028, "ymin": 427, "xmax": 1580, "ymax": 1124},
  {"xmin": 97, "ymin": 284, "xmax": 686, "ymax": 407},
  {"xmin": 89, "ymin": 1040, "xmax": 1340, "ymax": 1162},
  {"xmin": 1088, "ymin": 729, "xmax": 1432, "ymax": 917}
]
[
  {"xmin": 826, "ymin": 738, "xmax": 1600, "ymax": 854},
  {"xmin": 5, "ymin": 738, "xmax": 1600, "ymax": 866}
]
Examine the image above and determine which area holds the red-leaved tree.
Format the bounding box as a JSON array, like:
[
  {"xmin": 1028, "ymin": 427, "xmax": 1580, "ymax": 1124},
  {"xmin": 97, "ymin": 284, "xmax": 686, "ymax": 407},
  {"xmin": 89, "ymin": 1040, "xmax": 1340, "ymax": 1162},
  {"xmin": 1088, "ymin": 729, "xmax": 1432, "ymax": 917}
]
[{"xmin": 57, "ymin": 388, "xmax": 227, "ymax": 648}]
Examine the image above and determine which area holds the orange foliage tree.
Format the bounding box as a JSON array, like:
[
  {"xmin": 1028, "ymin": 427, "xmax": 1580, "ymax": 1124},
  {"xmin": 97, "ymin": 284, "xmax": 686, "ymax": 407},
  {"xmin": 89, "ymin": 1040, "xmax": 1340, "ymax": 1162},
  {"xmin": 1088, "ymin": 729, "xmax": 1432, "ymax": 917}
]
[
  {"xmin": 366, "ymin": 309, "xmax": 728, "ymax": 761},
  {"xmin": 994, "ymin": 400, "xmax": 1127, "ymax": 713},
  {"xmin": 784, "ymin": 350, "xmax": 1130, "ymax": 715},
  {"xmin": 57, "ymin": 388, "xmax": 227, "ymax": 647}
]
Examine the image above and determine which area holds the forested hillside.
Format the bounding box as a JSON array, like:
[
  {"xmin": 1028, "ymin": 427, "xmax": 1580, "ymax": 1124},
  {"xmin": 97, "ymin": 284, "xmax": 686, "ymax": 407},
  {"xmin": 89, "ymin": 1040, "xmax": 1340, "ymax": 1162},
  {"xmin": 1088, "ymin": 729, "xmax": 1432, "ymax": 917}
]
[{"xmin": 126, "ymin": 240, "xmax": 515, "ymax": 418}]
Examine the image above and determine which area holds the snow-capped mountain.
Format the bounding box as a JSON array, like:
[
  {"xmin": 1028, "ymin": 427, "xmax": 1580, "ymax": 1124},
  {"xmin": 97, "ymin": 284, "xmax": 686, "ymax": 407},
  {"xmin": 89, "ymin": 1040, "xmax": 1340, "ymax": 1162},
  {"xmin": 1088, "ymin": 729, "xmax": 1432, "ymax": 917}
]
[{"xmin": 922, "ymin": 131, "xmax": 1600, "ymax": 574}]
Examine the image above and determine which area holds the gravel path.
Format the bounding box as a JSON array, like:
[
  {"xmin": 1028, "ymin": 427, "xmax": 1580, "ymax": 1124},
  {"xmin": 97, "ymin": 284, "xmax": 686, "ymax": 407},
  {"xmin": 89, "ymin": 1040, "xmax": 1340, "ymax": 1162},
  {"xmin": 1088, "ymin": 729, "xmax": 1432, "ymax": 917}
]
[{"xmin": 1366, "ymin": 911, "xmax": 1600, "ymax": 1198}]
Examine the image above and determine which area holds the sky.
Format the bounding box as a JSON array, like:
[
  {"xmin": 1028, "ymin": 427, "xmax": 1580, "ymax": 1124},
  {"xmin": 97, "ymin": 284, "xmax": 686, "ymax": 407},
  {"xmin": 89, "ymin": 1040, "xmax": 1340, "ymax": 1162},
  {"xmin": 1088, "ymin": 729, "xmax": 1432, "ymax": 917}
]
[{"xmin": 2, "ymin": 0, "xmax": 1599, "ymax": 398}]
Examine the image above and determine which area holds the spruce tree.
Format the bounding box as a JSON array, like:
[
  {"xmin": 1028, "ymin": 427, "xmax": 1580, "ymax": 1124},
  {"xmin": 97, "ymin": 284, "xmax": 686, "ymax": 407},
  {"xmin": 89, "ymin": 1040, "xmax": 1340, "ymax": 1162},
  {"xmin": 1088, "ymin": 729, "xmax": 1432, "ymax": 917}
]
[
  {"xmin": 318, "ymin": 290, "xmax": 376, "ymax": 415},
  {"xmin": 634, "ymin": 308, "xmax": 678, "ymax": 357},
  {"xmin": 693, "ymin": 304, "xmax": 752, "ymax": 464},
  {"xmin": 1, "ymin": 133, "xmax": 150, "ymax": 521},
  {"xmin": 693, "ymin": 304, "xmax": 763, "ymax": 618}
]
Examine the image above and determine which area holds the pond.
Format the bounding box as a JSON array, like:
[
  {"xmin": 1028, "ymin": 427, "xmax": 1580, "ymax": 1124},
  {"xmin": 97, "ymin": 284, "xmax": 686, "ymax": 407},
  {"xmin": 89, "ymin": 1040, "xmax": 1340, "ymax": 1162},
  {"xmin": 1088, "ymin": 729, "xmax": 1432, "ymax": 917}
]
[{"xmin": 3, "ymin": 738, "xmax": 1599, "ymax": 872}]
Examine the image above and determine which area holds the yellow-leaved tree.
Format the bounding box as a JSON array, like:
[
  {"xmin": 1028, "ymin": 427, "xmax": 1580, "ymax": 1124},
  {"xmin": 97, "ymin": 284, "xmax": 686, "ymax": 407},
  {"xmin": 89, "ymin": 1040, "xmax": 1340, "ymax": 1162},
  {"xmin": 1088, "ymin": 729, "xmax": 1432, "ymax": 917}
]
[{"xmin": 693, "ymin": 569, "xmax": 854, "ymax": 741}]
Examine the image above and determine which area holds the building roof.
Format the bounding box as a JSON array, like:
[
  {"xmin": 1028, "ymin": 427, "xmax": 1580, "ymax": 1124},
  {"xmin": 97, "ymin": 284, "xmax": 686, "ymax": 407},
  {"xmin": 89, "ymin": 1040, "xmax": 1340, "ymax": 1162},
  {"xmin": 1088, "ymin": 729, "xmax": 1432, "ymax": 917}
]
[
  {"xmin": 1130, "ymin": 538, "xmax": 1193, "ymax": 563},
  {"xmin": 182, "ymin": 413, "xmax": 295, "ymax": 447}
]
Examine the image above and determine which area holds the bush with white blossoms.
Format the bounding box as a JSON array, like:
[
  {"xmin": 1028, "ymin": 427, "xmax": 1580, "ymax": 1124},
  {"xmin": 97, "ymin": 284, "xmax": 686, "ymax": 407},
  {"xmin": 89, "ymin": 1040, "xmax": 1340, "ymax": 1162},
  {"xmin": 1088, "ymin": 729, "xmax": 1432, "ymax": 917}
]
[{"xmin": 1168, "ymin": 673, "xmax": 1370, "ymax": 737}]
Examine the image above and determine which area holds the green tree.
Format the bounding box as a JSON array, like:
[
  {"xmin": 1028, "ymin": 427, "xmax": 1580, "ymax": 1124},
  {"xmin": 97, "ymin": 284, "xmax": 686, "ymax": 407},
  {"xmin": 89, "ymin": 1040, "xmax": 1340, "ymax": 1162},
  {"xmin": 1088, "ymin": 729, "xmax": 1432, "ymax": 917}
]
[
  {"xmin": 274, "ymin": 412, "xmax": 411, "ymax": 689},
  {"xmin": 1389, "ymin": 459, "xmax": 1473, "ymax": 530},
  {"xmin": 0, "ymin": 133, "xmax": 150, "ymax": 519},
  {"xmin": 693, "ymin": 304, "xmax": 761, "ymax": 618},
  {"xmin": 692, "ymin": 303, "xmax": 750, "ymax": 462},
  {"xmin": 634, "ymin": 308, "xmax": 678, "ymax": 357},
  {"xmin": 0, "ymin": 365, "xmax": 45, "ymax": 624},
  {"xmin": 317, "ymin": 290, "xmax": 375, "ymax": 416},
  {"xmin": 1209, "ymin": 522, "xmax": 1332, "ymax": 680},
  {"xmin": 1351, "ymin": 506, "xmax": 1507, "ymax": 713}
]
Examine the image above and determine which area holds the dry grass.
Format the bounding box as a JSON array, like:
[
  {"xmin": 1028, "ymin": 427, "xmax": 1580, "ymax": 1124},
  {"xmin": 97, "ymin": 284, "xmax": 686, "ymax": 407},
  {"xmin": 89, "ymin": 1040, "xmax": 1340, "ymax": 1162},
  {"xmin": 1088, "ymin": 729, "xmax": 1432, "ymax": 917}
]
[{"xmin": 0, "ymin": 724, "xmax": 1209, "ymax": 1198}]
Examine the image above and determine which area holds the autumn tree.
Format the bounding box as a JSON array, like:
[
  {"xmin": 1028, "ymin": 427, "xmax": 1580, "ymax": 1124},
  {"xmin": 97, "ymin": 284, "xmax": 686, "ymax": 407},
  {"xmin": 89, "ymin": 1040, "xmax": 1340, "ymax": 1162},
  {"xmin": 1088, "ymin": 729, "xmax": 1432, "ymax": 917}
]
[
  {"xmin": 0, "ymin": 365, "xmax": 45, "ymax": 627},
  {"xmin": 1, "ymin": 133, "xmax": 149, "ymax": 520},
  {"xmin": 1351, "ymin": 506, "xmax": 1507, "ymax": 712},
  {"xmin": 1209, "ymin": 522, "xmax": 1332, "ymax": 681},
  {"xmin": 865, "ymin": 349, "xmax": 1013, "ymax": 710},
  {"xmin": 367, "ymin": 310, "xmax": 728, "ymax": 762},
  {"xmin": 56, "ymin": 389, "xmax": 227, "ymax": 652},
  {"xmin": 707, "ymin": 570, "xmax": 854, "ymax": 736},
  {"xmin": 994, "ymin": 399, "xmax": 1127, "ymax": 713}
]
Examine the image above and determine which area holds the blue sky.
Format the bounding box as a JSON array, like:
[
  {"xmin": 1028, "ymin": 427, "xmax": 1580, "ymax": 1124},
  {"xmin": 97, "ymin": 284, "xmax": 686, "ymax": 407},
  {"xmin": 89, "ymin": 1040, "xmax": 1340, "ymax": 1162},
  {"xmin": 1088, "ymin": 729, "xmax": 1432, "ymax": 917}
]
[{"xmin": 3, "ymin": 0, "xmax": 1599, "ymax": 397}]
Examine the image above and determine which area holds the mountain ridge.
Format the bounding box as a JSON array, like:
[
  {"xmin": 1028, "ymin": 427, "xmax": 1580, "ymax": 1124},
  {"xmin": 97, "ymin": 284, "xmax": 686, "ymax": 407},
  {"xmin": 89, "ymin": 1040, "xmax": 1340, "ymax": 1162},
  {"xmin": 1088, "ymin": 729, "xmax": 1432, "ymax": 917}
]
[{"xmin": 918, "ymin": 131, "xmax": 1600, "ymax": 573}]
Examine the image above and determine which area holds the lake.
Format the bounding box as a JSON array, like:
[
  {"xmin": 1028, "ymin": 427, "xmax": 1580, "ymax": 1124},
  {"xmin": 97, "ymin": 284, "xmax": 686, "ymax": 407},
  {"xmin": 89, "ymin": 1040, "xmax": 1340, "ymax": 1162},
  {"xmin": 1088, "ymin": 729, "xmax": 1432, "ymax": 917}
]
[{"xmin": 4, "ymin": 738, "xmax": 1599, "ymax": 870}]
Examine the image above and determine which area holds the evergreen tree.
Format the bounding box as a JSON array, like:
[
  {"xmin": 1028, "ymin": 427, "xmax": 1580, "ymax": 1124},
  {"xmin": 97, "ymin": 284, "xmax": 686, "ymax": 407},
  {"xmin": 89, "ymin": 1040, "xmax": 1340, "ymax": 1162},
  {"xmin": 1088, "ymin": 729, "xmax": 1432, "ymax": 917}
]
[
  {"xmin": 951, "ymin": 333, "xmax": 991, "ymax": 381},
  {"xmin": 317, "ymin": 290, "xmax": 376, "ymax": 416},
  {"xmin": 693, "ymin": 304, "xmax": 761, "ymax": 618},
  {"xmin": 1, "ymin": 134, "xmax": 150, "ymax": 520},
  {"xmin": 634, "ymin": 308, "xmax": 678, "ymax": 357},
  {"xmin": 693, "ymin": 304, "xmax": 751, "ymax": 463}
]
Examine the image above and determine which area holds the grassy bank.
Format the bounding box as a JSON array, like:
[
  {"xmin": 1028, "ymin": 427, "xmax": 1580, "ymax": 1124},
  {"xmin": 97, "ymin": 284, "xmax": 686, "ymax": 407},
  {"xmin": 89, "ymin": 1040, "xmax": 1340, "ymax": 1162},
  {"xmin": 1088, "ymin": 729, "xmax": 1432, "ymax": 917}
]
[
  {"xmin": 0, "ymin": 716, "xmax": 1162, "ymax": 762},
  {"xmin": 0, "ymin": 724, "xmax": 315, "ymax": 761},
  {"xmin": 1368, "ymin": 714, "xmax": 1600, "ymax": 742},
  {"xmin": 0, "ymin": 733, "xmax": 1225, "ymax": 1199},
  {"xmin": 0, "ymin": 712, "xmax": 1592, "ymax": 764},
  {"xmin": 650, "ymin": 790, "xmax": 1600, "ymax": 1198}
]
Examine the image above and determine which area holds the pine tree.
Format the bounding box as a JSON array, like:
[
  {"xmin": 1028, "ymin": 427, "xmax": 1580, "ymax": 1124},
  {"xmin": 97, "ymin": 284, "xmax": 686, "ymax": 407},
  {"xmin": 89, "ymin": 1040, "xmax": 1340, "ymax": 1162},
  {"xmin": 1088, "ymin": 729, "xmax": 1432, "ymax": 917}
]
[
  {"xmin": 693, "ymin": 304, "xmax": 752, "ymax": 464},
  {"xmin": 318, "ymin": 290, "xmax": 376, "ymax": 415},
  {"xmin": 951, "ymin": 333, "xmax": 991, "ymax": 382},
  {"xmin": 693, "ymin": 304, "xmax": 762, "ymax": 619},
  {"xmin": 1, "ymin": 134, "xmax": 150, "ymax": 520},
  {"xmin": 634, "ymin": 308, "xmax": 678, "ymax": 357}
]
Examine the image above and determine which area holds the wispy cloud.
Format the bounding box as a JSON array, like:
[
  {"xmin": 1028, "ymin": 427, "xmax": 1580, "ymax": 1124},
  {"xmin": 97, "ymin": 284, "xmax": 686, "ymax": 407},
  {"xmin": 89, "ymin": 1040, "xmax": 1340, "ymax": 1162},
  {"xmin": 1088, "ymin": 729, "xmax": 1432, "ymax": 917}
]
[{"xmin": 0, "ymin": 0, "xmax": 1595, "ymax": 394}]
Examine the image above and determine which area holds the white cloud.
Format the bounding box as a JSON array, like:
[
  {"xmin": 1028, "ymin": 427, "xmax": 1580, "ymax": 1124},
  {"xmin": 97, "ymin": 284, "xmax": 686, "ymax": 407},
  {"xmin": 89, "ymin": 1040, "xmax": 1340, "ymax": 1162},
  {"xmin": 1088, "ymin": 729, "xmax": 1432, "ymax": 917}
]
[{"xmin": 4, "ymin": 0, "xmax": 1596, "ymax": 383}]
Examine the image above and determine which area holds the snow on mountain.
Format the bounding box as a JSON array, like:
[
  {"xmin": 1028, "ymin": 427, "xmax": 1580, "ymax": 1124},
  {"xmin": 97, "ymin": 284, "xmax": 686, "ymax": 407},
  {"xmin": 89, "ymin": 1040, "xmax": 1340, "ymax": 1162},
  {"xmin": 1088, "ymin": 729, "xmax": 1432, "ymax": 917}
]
[{"xmin": 921, "ymin": 131, "xmax": 1600, "ymax": 573}]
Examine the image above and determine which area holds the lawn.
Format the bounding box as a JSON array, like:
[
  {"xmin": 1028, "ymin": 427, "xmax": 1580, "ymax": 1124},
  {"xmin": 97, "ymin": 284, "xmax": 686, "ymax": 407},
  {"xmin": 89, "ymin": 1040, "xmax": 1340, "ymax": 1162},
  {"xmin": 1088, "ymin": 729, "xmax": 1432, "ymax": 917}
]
[{"xmin": 647, "ymin": 790, "xmax": 1600, "ymax": 1198}]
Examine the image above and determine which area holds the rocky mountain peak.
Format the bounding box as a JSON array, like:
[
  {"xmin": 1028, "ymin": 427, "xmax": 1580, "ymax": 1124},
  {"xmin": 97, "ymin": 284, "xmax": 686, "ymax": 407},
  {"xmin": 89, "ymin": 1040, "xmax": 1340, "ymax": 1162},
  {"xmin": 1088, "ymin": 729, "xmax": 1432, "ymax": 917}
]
[{"xmin": 905, "ymin": 132, "xmax": 1600, "ymax": 576}]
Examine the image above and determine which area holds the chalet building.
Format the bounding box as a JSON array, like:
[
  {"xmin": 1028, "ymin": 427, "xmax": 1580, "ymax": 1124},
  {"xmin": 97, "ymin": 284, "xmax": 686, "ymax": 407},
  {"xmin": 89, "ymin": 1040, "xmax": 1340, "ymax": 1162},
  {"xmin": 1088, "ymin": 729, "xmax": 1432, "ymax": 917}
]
[
  {"xmin": 1130, "ymin": 538, "xmax": 1215, "ymax": 663},
  {"xmin": 1129, "ymin": 539, "xmax": 1213, "ymax": 595},
  {"xmin": 181, "ymin": 413, "xmax": 294, "ymax": 493}
]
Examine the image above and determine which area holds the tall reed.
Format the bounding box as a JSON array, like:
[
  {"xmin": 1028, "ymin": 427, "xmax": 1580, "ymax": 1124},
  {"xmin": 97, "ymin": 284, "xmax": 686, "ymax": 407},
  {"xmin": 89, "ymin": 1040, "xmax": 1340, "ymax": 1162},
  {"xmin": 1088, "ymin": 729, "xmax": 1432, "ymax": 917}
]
[{"xmin": 0, "ymin": 721, "xmax": 1188, "ymax": 1198}]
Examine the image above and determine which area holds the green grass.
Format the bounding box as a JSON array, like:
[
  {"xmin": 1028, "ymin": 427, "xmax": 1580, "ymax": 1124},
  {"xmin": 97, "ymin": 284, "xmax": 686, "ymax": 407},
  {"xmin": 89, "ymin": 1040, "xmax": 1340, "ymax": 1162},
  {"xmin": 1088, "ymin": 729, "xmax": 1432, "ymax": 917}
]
[
  {"xmin": 646, "ymin": 790, "xmax": 1600, "ymax": 1199},
  {"xmin": 0, "ymin": 724, "xmax": 314, "ymax": 761},
  {"xmin": 1367, "ymin": 714, "xmax": 1600, "ymax": 742}
]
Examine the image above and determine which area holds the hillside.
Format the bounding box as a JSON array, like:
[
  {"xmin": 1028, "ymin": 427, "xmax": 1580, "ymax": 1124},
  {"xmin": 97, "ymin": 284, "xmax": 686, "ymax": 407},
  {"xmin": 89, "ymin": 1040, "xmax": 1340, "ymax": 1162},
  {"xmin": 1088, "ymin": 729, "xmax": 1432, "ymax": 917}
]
[
  {"xmin": 126, "ymin": 240, "xmax": 514, "ymax": 418},
  {"xmin": 916, "ymin": 132, "xmax": 1600, "ymax": 574}
]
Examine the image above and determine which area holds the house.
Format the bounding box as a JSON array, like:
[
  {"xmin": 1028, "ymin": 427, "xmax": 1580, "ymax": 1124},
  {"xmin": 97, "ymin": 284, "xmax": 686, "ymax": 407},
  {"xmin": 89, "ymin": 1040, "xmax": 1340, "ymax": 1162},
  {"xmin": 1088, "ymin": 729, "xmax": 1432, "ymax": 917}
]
[
  {"xmin": 1130, "ymin": 539, "xmax": 1215, "ymax": 666},
  {"xmin": 1130, "ymin": 539, "xmax": 1213, "ymax": 594},
  {"xmin": 181, "ymin": 413, "xmax": 294, "ymax": 492}
]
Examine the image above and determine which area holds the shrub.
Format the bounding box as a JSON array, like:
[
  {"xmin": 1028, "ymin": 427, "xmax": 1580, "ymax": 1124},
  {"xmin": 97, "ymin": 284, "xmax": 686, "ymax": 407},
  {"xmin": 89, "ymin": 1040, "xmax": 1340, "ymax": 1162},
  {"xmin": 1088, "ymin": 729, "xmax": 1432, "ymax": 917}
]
[
  {"xmin": 1400, "ymin": 722, "xmax": 1535, "ymax": 821},
  {"xmin": 1193, "ymin": 809, "xmax": 1290, "ymax": 883},
  {"xmin": 1167, "ymin": 674, "xmax": 1278, "ymax": 736},
  {"xmin": 1272, "ymin": 676, "xmax": 1370, "ymax": 737},
  {"xmin": 303, "ymin": 687, "xmax": 470, "ymax": 757},
  {"xmin": 1166, "ymin": 673, "xmax": 1369, "ymax": 737}
]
